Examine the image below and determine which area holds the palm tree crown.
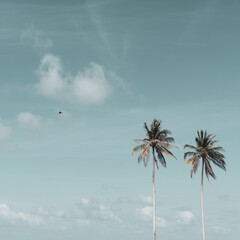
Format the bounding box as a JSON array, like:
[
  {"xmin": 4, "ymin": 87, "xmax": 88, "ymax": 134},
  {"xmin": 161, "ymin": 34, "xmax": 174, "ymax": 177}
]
[
  {"xmin": 132, "ymin": 119, "xmax": 177, "ymax": 240},
  {"xmin": 132, "ymin": 119, "xmax": 177, "ymax": 168},
  {"xmin": 184, "ymin": 130, "xmax": 226, "ymax": 180}
]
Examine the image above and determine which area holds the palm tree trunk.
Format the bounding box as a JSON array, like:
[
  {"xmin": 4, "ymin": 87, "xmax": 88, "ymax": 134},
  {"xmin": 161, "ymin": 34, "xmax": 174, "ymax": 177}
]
[
  {"xmin": 152, "ymin": 152, "xmax": 156, "ymax": 240},
  {"xmin": 201, "ymin": 160, "xmax": 206, "ymax": 240}
]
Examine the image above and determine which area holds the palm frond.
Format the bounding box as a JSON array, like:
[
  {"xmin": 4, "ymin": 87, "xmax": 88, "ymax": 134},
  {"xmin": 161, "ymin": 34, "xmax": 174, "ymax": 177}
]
[
  {"xmin": 184, "ymin": 130, "xmax": 226, "ymax": 180},
  {"xmin": 159, "ymin": 145, "xmax": 176, "ymax": 159},
  {"xmin": 137, "ymin": 144, "xmax": 150, "ymax": 166},
  {"xmin": 210, "ymin": 158, "xmax": 226, "ymax": 171},
  {"xmin": 154, "ymin": 140, "xmax": 178, "ymax": 149},
  {"xmin": 155, "ymin": 146, "xmax": 167, "ymax": 167},
  {"xmin": 185, "ymin": 155, "xmax": 199, "ymax": 165},
  {"xmin": 206, "ymin": 140, "xmax": 219, "ymax": 148},
  {"xmin": 134, "ymin": 139, "xmax": 150, "ymax": 143},
  {"xmin": 150, "ymin": 119, "xmax": 161, "ymax": 138},
  {"xmin": 210, "ymin": 146, "xmax": 225, "ymax": 152},
  {"xmin": 184, "ymin": 151, "xmax": 197, "ymax": 160},
  {"xmin": 142, "ymin": 144, "xmax": 150, "ymax": 159},
  {"xmin": 133, "ymin": 119, "xmax": 176, "ymax": 170},
  {"xmin": 144, "ymin": 122, "xmax": 152, "ymax": 139},
  {"xmin": 132, "ymin": 143, "xmax": 147, "ymax": 156},
  {"xmin": 205, "ymin": 159, "xmax": 216, "ymax": 181},
  {"xmin": 184, "ymin": 144, "xmax": 197, "ymax": 150},
  {"xmin": 160, "ymin": 129, "xmax": 171, "ymax": 135},
  {"xmin": 155, "ymin": 129, "xmax": 171, "ymax": 139},
  {"xmin": 190, "ymin": 156, "xmax": 200, "ymax": 178},
  {"xmin": 206, "ymin": 134, "xmax": 216, "ymax": 147},
  {"xmin": 162, "ymin": 137, "xmax": 175, "ymax": 143},
  {"xmin": 208, "ymin": 150, "xmax": 225, "ymax": 159},
  {"xmin": 152, "ymin": 150, "xmax": 159, "ymax": 169}
]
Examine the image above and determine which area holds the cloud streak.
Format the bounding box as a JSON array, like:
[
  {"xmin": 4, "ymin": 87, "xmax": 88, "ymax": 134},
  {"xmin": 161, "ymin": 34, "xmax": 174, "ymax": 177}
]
[{"xmin": 87, "ymin": 3, "xmax": 114, "ymax": 57}]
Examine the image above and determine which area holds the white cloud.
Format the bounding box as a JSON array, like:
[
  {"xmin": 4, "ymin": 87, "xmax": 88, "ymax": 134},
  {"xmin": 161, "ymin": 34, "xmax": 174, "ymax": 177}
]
[
  {"xmin": 71, "ymin": 63, "xmax": 112, "ymax": 104},
  {"xmin": 36, "ymin": 54, "xmax": 115, "ymax": 104},
  {"xmin": 17, "ymin": 112, "xmax": 42, "ymax": 128},
  {"xmin": 156, "ymin": 216, "xmax": 167, "ymax": 227},
  {"xmin": 0, "ymin": 122, "xmax": 13, "ymax": 141},
  {"xmin": 78, "ymin": 198, "xmax": 121, "ymax": 223},
  {"xmin": 80, "ymin": 198, "xmax": 90, "ymax": 206},
  {"xmin": 176, "ymin": 211, "xmax": 194, "ymax": 225},
  {"xmin": 0, "ymin": 204, "xmax": 69, "ymax": 230},
  {"xmin": 0, "ymin": 204, "xmax": 43, "ymax": 225},
  {"xmin": 36, "ymin": 54, "xmax": 67, "ymax": 99},
  {"xmin": 139, "ymin": 194, "xmax": 152, "ymax": 205},
  {"xmin": 137, "ymin": 206, "xmax": 153, "ymax": 220},
  {"xmin": 212, "ymin": 226, "xmax": 231, "ymax": 233},
  {"xmin": 21, "ymin": 28, "xmax": 53, "ymax": 50},
  {"xmin": 137, "ymin": 206, "xmax": 167, "ymax": 227},
  {"xmin": 0, "ymin": 202, "xmax": 121, "ymax": 230}
]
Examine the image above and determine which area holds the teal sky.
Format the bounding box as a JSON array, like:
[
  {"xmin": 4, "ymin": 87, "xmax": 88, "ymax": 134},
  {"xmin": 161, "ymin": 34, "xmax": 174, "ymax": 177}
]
[{"xmin": 0, "ymin": 0, "xmax": 240, "ymax": 239}]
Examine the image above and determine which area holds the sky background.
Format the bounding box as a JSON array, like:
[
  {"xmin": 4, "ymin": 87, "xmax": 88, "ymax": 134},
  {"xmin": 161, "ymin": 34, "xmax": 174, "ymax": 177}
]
[{"xmin": 0, "ymin": 0, "xmax": 240, "ymax": 239}]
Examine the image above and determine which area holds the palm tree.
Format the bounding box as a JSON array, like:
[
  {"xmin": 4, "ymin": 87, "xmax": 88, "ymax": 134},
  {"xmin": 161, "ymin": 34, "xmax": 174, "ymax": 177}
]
[
  {"xmin": 184, "ymin": 130, "xmax": 226, "ymax": 240},
  {"xmin": 132, "ymin": 119, "xmax": 177, "ymax": 240}
]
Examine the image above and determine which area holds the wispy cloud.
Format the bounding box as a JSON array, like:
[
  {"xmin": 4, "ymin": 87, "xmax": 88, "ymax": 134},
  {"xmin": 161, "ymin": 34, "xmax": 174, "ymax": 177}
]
[
  {"xmin": 87, "ymin": 3, "xmax": 115, "ymax": 58},
  {"xmin": 0, "ymin": 122, "xmax": 13, "ymax": 141},
  {"xmin": 212, "ymin": 225, "xmax": 231, "ymax": 233},
  {"xmin": 137, "ymin": 205, "xmax": 195, "ymax": 228},
  {"xmin": 0, "ymin": 204, "xmax": 43, "ymax": 225},
  {"xmin": 176, "ymin": 210, "xmax": 194, "ymax": 225},
  {"xmin": 35, "ymin": 53, "xmax": 122, "ymax": 104},
  {"xmin": 86, "ymin": 0, "xmax": 112, "ymax": 8},
  {"xmin": 137, "ymin": 206, "xmax": 152, "ymax": 219},
  {"xmin": 136, "ymin": 206, "xmax": 168, "ymax": 227},
  {"xmin": 156, "ymin": 216, "xmax": 168, "ymax": 227},
  {"xmin": 184, "ymin": 1, "xmax": 218, "ymax": 39},
  {"xmin": 0, "ymin": 204, "xmax": 82, "ymax": 230},
  {"xmin": 17, "ymin": 112, "xmax": 42, "ymax": 128},
  {"xmin": 21, "ymin": 27, "xmax": 53, "ymax": 51},
  {"xmin": 139, "ymin": 194, "xmax": 152, "ymax": 205},
  {"xmin": 78, "ymin": 198, "xmax": 121, "ymax": 223}
]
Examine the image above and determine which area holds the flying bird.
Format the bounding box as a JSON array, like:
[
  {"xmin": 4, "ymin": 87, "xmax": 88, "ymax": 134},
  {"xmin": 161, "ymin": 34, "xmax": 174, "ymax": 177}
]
[{"xmin": 58, "ymin": 111, "xmax": 62, "ymax": 114}]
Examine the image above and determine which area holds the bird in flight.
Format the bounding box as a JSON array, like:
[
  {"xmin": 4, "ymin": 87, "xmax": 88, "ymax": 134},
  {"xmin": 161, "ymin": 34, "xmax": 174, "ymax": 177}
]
[{"xmin": 58, "ymin": 111, "xmax": 62, "ymax": 114}]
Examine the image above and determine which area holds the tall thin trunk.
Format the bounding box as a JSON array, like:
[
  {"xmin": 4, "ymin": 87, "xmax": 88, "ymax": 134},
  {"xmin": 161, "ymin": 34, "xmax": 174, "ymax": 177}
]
[
  {"xmin": 201, "ymin": 160, "xmax": 206, "ymax": 240},
  {"xmin": 152, "ymin": 150, "xmax": 156, "ymax": 240}
]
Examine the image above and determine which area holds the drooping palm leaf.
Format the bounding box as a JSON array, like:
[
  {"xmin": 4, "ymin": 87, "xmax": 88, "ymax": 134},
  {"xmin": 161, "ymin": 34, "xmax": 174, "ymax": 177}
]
[
  {"xmin": 132, "ymin": 143, "xmax": 147, "ymax": 156},
  {"xmin": 205, "ymin": 159, "xmax": 216, "ymax": 180},
  {"xmin": 190, "ymin": 156, "xmax": 200, "ymax": 177},
  {"xmin": 155, "ymin": 146, "xmax": 166, "ymax": 167},
  {"xmin": 184, "ymin": 151, "xmax": 197, "ymax": 160},
  {"xmin": 184, "ymin": 144, "xmax": 197, "ymax": 150}
]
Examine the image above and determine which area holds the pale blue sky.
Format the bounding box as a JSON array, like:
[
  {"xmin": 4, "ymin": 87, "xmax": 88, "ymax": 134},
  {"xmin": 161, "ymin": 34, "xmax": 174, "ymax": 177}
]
[{"xmin": 0, "ymin": 0, "xmax": 239, "ymax": 239}]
